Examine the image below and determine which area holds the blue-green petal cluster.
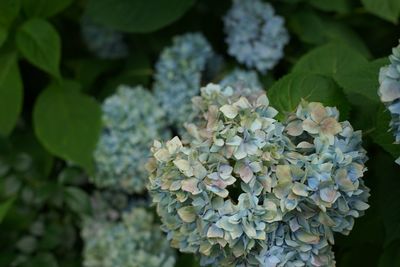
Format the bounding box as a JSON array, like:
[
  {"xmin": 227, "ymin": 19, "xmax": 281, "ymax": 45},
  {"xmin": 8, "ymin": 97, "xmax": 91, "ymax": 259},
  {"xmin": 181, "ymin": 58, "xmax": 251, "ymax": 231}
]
[
  {"xmin": 147, "ymin": 84, "xmax": 368, "ymax": 266},
  {"xmin": 219, "ymin": 68, "xmax": 263, "ymax": 92},
  {"xmin": 81, "ymin": 18, "xmax": 128, "ymax": 59},
  {"xmin": 153, "ymin": 33, "xmax": 214, "ymax": 127},
  {"xmin": 93, "ymin": 85, "xmax": 169, "ymax": 193},
  {"xmin": 82, "ymin": 206, "xmax": 176, "ymax": 267},
  {"xmin": 378, "ymin": 41, "xmax": 400, "ymax": 164},
  {"xmin": 257, "ymin": 223, "xmax": 335, "ymax": 266},
  {"xmin": 223, "ymin": 0, "xmax": 289, "ymax": 73}
]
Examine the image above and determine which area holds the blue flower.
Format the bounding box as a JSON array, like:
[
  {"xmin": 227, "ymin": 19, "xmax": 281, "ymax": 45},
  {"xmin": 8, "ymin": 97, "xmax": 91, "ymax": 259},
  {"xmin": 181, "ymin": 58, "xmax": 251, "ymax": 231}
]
[
  {"xmin": 81, "ymin": 18, "xmax": 128, "ymax": 59},
  {"xmin": 379, "ymin": 41, "xmax": 400, "ymax": 164},
  {"xmin": 148, "ymin": 84, "xmax": 369, "ymax": 266},
  {"xmin": 224, "ymin": 0, "xmax": 289, "ymax": 73},
  {"xmin": 82, "ymin": 199, "xmax": 176, "ymax": 267},
  {"xmin": 219, "ymin": 68, "xmax": 263, "ymax": 92},
  {"xmin": 153, "ymin": 33, "xmax": 214, "ymax": 128},
  {"xmin": 93, "ymin": 85, "xmax": 170, "ymax": 193}
]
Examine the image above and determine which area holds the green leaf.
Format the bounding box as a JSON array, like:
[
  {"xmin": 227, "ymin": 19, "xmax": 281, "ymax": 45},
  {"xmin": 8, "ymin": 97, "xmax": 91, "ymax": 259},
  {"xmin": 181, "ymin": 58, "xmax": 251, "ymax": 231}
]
[
  {"xmin": 372, "ymin": 106, "xmax": 400, "ymax": 159},
  {"xmin": 86, "ymin": 0, "xmax": 195, "ymax": 33},
  {"xmin": 292, "ymin": 42, "xmax": 368, "ymax": 81},
  {"xmin": 289, "ymin": 11, "xmax": 370, "ymax": 57},
  {"xmin": 268, "ymin": 72, "xmax": 350, "ymax": 119},
  {"xmin": 0, "ymin": 0, "xmax": 20, "ymax": 27},
  {"xmin": 335, "ymin": 58, "xmax": 389, "ymax": 102},
  {"xmin": 33, "ymin": 83, "xmax": 101, "ymax": 172},
  {"xmin": 67, "ymin": 58, "xmax": 118, "ymax": 91},
  {"xmin": 379, "ymin": 240, "xmax": 400, "ymax": 267},
  {"xmin": 361, "ymin": 0, "xmax": 400, "ymax": 23},
  {"xmin": 0, "ymin": 53, "xmax": 23, "ymax": 137},
  {"xmin": 0, "ymin": 26, "xmax": 7, "ymax": 47},
  {"xmin": 0, "ymin": 197, "xmax": 16, "ymax": 223},
  {"xmin": 307, "ymin": 0, "xmax": 350, "ymax": 13},
  {"xmin": 16, "ymin": 18, "xmax": 61, "ymax": 78},
  {"xmin": 22, "ymin": 0, "xmax": 72, "ymax": 18},
  {"xmin": 64, "ymin": 187, "xmax": 91, "ymax": 215}
]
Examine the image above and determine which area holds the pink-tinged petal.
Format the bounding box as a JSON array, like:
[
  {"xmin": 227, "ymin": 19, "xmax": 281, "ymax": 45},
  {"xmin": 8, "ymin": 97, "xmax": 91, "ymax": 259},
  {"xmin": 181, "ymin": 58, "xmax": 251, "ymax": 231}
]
[
  {"xmin": 320, "ymin": 117, "xmax": 342, "ymax": 136},
  {"xmin": 286, "ymin": 120, "xmax": 303, "ymax": 136},
  {"xmin": 182, "ymin": 178, "xmax": 201, "ymax": 195},
  {"xmin": 309, "ymin": 102, "xmax": 327, "ymax": 123},
  {"xmin": 239, "ymin": 165, "xmax": 253, "ymax": 183},
  {"xmin": 302, "ymin": 119, "xmax": 319, "ymax": 134}
]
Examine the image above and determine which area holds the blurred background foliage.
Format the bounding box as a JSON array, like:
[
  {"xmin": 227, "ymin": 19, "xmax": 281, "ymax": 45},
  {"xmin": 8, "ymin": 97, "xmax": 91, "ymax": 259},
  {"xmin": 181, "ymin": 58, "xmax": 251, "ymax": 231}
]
[{"xmin": 0, "ymin": 0, "xmax": 399, "ymax": 266}]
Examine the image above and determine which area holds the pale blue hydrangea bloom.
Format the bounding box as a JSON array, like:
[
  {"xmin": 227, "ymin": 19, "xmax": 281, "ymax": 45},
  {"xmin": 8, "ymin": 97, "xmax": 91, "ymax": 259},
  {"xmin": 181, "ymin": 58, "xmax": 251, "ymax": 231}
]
[
  {"xmin": 82, "ymin": 206, "xmax": 176, "ymax": 267},
  {"xmin": 224, "ymin": 0, "xmax": 289, "ymax": 73},
  {"xmin": 378, "ymin": 42, "xmax": 400, "ymax": 164},
  {"xmin": 219, "ymin": 68, "xmax": 263, "ymax": 91},
  {"xmin": 81, "ymin": 18, "xmax": 128, "ymax": 59},
  {"xmin": 148, "ymin": 84, "xmax": 368, "ymax": 266},
  {"xmin": 258, "ymin": 223, "xmax": 336, "ymax": 267},
  {"xmin": 93, "ymin": 85, "xmax": 169, "ymax": 193},
  {"xmin": 153, "ymin": 33, "xmax": 214, "ymax": 128}
]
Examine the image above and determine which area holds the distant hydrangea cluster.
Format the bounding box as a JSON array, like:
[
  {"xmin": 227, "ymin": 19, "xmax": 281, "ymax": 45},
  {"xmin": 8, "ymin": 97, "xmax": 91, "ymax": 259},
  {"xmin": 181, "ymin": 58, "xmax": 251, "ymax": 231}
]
[
  {"xmin": 219, "ymin": 68, "xmax": 263, "ymax": 92},
  {"xmin": 81, "ymin": 18, "xmax": 128, "ymax": 59},
  {"xmin": 224, "ymin": 0, "xmax": 289, "ymax": 73},
  {"xmin": 153, "ymin": 33, "xmax": 214, "ymax": 127},
  {"xmin": 82, "ymin": 206, "xmax": 176, "ymax": 267},
  {"xmin": 378, "ymin": 41, "xmax": 400, "ymax": 164},
  {"xmin": 147, "ymin": 84, "xmax": 369, "ymax": 266},
  {"xmin": 93, "ymin": 85, "xmax": 169, "ymax": 193}
]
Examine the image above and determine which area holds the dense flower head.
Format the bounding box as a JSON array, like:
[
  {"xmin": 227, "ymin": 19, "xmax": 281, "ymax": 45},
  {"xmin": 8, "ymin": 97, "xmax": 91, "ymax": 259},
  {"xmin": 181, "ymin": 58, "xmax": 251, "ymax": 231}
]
[
  {"xmin": 378, "ymin": 41, "xmax": 400, "ymax": 164},
  {"xmin": 93, "ymin": 85, "xmax": 169, "ymax": 193},
  {"xmin": 219, "ymin": 68, "xmax": 263, "ymax": 92},
  {"xmin": 82, "ymin": 206, "xmax": 176, "ymax": 267},
  {"xmin": 147, "ymin": 83, "xmax": 368, "ymax": 266},
  {"xmin": 224, "ymin": 0, "xmax": 289, "ymax": 73},
  {"xmin": 153, "ymin": 33, "xmax": 214, "ymax": 127},
  {"xmin": 81, "ymin": 18, "xmax": 128, "ymax": 59}
]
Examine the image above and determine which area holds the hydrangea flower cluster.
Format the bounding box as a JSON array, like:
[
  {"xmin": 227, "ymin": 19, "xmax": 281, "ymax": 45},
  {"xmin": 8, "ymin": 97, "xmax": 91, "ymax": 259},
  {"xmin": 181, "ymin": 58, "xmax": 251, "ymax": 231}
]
[
  {"xmin": 378, "ymin": 41, "xmax": 400, "ymax": 164},
  {"xmin": 223, "ymin": 0, "xmax": 289, "ymax": 73},
  {"xmin": 153, "ymin": 33, "xmax": 214, "ymax": 127},
  {"xmin": 147, "ymin": 84, "xmax": 369, "ymax": 266},
  {"xmin": 219, "ymin": 68, "xmax": 263, "ymax": 92},
  {"xmin": 81, "ymin": 18, "xmax": 128, "ymax": 59},
  {"xmin": 82, "ymin": 206, "xmax": 176, "ymax": 267},
  {"xmin": 93, "ymin": 85, "xmax": 169, "ymax": 193}
]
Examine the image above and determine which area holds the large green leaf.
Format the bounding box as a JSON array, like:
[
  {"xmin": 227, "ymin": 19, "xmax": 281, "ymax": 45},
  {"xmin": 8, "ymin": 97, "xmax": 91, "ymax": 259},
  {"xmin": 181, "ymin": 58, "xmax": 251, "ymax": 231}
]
[
  {"xmin": 22, "ymin": 0, "xmax": 72, "ymax": 18},
  {"xmin": 289, "ymin": 10, "xmax": 370, "ymax": 57},
  {"xmin": 0, "ymin": 26, "xmax": 7, "ymax": 47},
  {"xmin": 292, "ymin": 42, "xmax": 368, "ymax": 81},
  {"xmin": 86, "ymin": 0, "xmax": 195, "ymax": 33},
  {"xmin": 16, "ymin": 18, "xmax": 61, "ymax": 78},
  {"xmin": 33, "ymin": 83, "xmax": 101, "ymax": 172},
  {"xmin": 268, "ymin": 72, "xmax": 350, "ymax": 119},
  {"xmin": 361, "ymin": 0, "xmax": 400, "ymax": 23},
  {"xmin": 0, "ymin": 53, "xmax": 23, "ymax": 137},
  {"xmin": 372, "ymin": 106, "xmax": 400, "ymax": 160},
  {"xmin": 0, "ymin": 0, "xmax": 20, "ymax": 27},
  {"xmin": 335, "ymin": 58, "xmax": 389, "ymax": 102},
  {"xmin": 307, "ymin": 0, "xmax": 350, "ymax": 13},
  {"xmin": 0, "ymin": 197, "xmax": 16, "ymax": 223}
]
